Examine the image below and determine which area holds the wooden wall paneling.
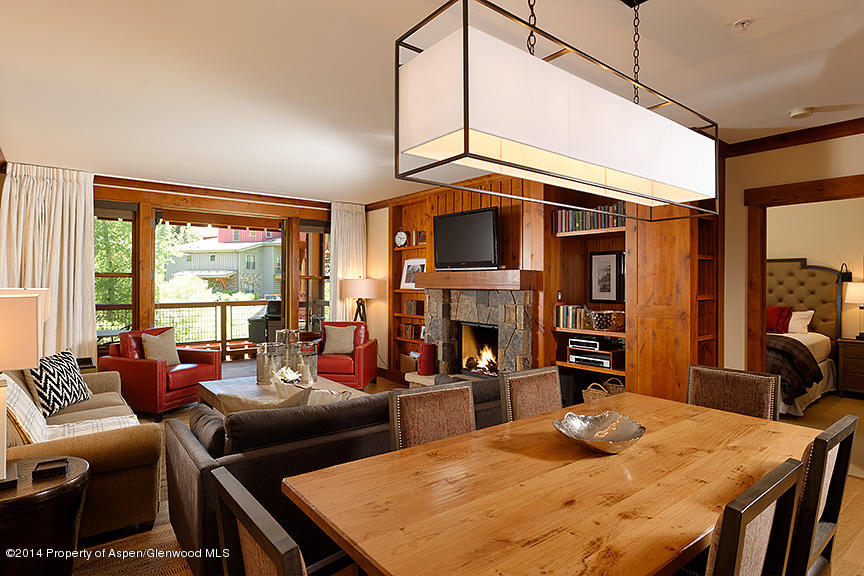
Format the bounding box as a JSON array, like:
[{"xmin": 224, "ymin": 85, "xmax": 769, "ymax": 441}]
[
  {"xmin": 746, "ymin": 206, "xmax": 767, "ymax": 373},
  {"xmin": 625, "ymin": 204, "xmax": 694, "ymax": 401},
  {"xmin": 134, "ymin": 201, "xmax": 155, "ymax": 329}
]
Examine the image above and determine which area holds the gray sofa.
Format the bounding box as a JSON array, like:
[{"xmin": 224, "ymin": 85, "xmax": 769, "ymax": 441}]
[{"xmin": 165, "ymin": 379, "xmax": 502, "ymax": 575}]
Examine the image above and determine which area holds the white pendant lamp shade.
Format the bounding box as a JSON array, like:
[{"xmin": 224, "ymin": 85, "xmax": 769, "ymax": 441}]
[{"xmin": 396, "ymin": 1, "xmax": 718, "ymax": 217}]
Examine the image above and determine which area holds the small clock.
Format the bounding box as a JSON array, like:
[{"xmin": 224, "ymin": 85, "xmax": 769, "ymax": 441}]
[{"xmin": 394, "ymin": 230, "xmax": 408, "ymax": 247}]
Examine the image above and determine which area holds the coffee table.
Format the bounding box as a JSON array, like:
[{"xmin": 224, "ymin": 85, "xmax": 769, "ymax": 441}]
[{"xmin": 199, "ymin": 376, "xmax": 367, "ymax": 413}]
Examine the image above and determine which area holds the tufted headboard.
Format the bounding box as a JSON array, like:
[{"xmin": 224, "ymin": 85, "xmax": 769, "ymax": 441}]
[{"xmin": 766, "ymin": 259, "xmax": 842, "ymax": 346}]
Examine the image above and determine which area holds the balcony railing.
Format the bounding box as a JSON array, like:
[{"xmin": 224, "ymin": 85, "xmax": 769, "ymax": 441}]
[{"xmin": 96, "ymin": 300, "xmax": 272, "ymax": 359}]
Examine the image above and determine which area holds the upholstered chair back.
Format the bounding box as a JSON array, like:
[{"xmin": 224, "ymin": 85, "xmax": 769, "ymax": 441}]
[
  {"xmin": 499, "ymin": 366, "xmax": 562, "ymax": 422},
  {"xmin": 787, "ymin": 415, "xmax": 857, "ymax": 575},
  {"xmin": 706, "ymin": 458, "xmax": 803, "ymax": 576},
  {"xmin": 390, "ymin": 382, "xmax": 476, "ymax": 450},
  {"xmin": 687, "ymin": 365, "xmax": 780, "ymax": 421},
  {"xmin": 118, "ymin": 327, "xmax": 173, "ymax": 359}
]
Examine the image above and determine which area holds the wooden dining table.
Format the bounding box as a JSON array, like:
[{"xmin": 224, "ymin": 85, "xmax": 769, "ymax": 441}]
[{"xmin": 281, "ymin": 392, "xmax": 818, "ymax": 576}]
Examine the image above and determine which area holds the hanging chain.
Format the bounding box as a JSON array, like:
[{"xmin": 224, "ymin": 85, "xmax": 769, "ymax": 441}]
[
  {"xmin": 632, "ymin": 5, "xmax": 640, "ymax": 104},
  {"xmin": 527, "ymin": 0, "xmax": 537, "ymax": 56}
]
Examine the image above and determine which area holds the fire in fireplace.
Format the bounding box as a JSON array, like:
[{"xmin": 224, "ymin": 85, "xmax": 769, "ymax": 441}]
[{"xmin": 459, "ymin": 322, "xmax": 498, "ymax": 377}]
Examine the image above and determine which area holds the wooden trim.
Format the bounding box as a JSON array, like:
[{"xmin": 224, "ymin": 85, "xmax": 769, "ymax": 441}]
[
  {"xmin": 283, "ymin": 217, "xmax": 300, "ymax": 330},
  {"xmin": 159, "ymin": 209, "xmax": 283, "ymax": 231},
  {"xmin": 414, "ymin": 269, "xmax": 542, "ymax": 291},
  {"xmin": 0, "ymin": 145, "xmax": 6, "ymax": 173},
  {"xmin": 94, "ymin": 176, "xmax": 329, "ymax": 221},
  {"xmin": 725, "ymin": 116, "xmax": 864, "ymax": 158},
  {"xmin": 744, "ymin": 173, "xmax": 864, "ymax": 207},
  {"xmin": 746, "ymin": 206, "xmax": 767, "ymax": 372}
]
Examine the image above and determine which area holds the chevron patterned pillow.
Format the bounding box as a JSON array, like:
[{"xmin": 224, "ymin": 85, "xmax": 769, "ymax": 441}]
[{"xmin": 25, "ymin": 349, "xmax": 92, "ymax": 418}]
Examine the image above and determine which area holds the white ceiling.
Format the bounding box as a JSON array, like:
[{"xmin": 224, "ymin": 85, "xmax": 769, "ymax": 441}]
[{"xmin": 0, "ymin": 0, "xmax": 862, "ymax": 204}]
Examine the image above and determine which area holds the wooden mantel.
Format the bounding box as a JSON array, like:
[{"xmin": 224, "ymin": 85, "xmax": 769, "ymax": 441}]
[{"xmin": 414, "ymin": 269, "xmax": 542, "ymax": 291}]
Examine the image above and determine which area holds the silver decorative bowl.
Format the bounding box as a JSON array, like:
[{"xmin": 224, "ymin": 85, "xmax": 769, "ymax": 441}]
[{"xmin": 553, "ymin": 411, "xmax": 646, "ymax": 454}]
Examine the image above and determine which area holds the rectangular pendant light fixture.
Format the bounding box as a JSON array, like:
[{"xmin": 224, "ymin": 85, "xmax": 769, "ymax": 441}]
[{"xmin": 395, "ymin": 0, "xmax": 719, "ymax": 221}]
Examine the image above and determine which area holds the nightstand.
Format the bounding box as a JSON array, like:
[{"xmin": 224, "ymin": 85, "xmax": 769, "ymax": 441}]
[{"xmin": 837, "ymin": 338, "xmax": 864, "ymax": 396}]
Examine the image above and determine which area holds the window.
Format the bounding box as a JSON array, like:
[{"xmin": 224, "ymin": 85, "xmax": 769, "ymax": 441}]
[
  {"xmin": 94, "ymin": 208, "xmax": 135, "ymax": 342},
  {"xmin": 243, "ymin": 282, "xmax": 255, "ymax": 292},
  {"xmin": 250, "ymin": 230, "xmax": 257, "ymax": 238},
  {"xmin": 209, "ymin": 254, "xmax": 216, "ymax": 262},
  {"xmin": 185, "ymin": 255, "xmax": 192, "ymax": 262},
  {"xmin": 246, "ymin": 254, "xmax": 256, "ymax": 270},
  {"xmin": 265, "ymin": 231, "xmax": 272, "ymax": 238},
  {"xmin": 232, "ymin": 230, "xmax": 240, "ymax": 241},
  {"xmin": 298, "ymin": 222, "xmax": 331, "ymax": 332}
]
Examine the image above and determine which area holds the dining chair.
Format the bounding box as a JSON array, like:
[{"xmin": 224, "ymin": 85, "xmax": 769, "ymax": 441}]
[
  {"xmin": 686, "ymin": 458, "xmax": 803, "ymax": 576},
  {"xmin": 787, "ymin": 415, "xmax": 857, "ymax": 576},
  {"xmin": 212, "ymin": 466, "xmax": 352, "ymax": 576},
  {"xmin": 390, "ymin": 382, "xmax": 476, "ymax": 450},
  {"xmin": 499, "ymin": 366, "xmax": 562, "ymax": 422},
  {"xmin": 687, "ymin": 365, "xmax": 780, "ymax": 421}
]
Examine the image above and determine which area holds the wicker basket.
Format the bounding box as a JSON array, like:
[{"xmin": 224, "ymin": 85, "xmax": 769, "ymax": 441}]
[
  {"xmin": 582, "ymin": 378, "xmax": 625, "ymax": 403},
  {"xmin": 586, "ymin": 310, "xmax": 626, "ymax": 332}
]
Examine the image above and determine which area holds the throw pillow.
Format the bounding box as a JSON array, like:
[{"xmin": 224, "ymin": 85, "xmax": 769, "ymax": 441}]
[
  {"xmin": 307, "ymin": 388, "xmax": 352, "ymax": 406},
  {"xmin": 788, "ymin": 310, "xmax": 815, "ymax": 334},
  {"xmin": 25, "ymin": 349, "xmax": 91, "ymax": 418},
  {"xmin": 323, "ymin": 325, "xmax": 356, "ymax": 355},
  {"xmin": 142, "ymin": 328, "xmax": 181, "ymax": 365},
  {"xmin": 4, "ymin": 373, "xmax": 47, "ymax": 443},
  {"xmin": 766, "ymin": 306, "xmax": 793, "ymax": 333}
]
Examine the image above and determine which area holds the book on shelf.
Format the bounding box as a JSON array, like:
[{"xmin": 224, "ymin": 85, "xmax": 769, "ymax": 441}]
[
  {"xmin": 402, "ymin": 299, "xmax": 425, "ymax": 316},
  {"xmin": 400, "ymin": 323, "xmax": 423, "ymax": 340},
  {"xmin": 554, "ymin": 201, "xmax": 625, "ymax": 233},
  {"xmin": 555, "ymin": 304, "xmax": 587, "ymax": 330}
]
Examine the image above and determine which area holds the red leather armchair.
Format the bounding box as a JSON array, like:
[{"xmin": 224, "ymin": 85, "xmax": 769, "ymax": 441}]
[
  {"xmin": 317, "ymin": 322, "xmax": 377, "ymax": 390},
  {"xmin": 98, "ymin": 327, "xmax": 222, "ymax": 420}
]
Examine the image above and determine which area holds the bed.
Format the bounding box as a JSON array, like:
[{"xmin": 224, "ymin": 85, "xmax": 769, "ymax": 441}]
[{"xmin": 766, "ymin": 258, "xmax": 841, "ymax": 416}]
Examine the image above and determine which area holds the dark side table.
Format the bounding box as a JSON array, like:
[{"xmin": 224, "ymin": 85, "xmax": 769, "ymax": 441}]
[{"xmin": 0, "ymin": 456, "xmax": 89, "ymax": 576}]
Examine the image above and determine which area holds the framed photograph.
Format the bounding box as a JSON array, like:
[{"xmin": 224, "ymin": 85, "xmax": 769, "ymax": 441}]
[
  {"xmin": 400, "ymin": 258, "xmax": 426, "ymax": 290},
  {"xmin": 420, "ymin": 325, "xmax": 426, "ymax": 340},
  {"xmin": 589, "ymin": 251, "xmax": 625, "ymax": 303}
]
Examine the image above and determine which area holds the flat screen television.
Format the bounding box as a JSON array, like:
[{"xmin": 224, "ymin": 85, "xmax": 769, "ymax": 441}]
[{"xmin": 433, "ymin": 207, "xmax": 499, "ymax": 270}]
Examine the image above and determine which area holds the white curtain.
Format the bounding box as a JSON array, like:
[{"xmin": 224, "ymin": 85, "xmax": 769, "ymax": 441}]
[
  {"xmin": 329, "ymin": 202, "xmax": 367, "ymax": 321},
  {"xmin": 0, "ymin": 164, "xmax": 97, "ymax": 359}
]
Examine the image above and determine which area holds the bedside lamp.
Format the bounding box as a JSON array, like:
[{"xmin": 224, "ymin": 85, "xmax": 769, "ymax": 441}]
[
  {"xmin": 341, "ymin": 278, "xmax": 378, "ymax": 323},
  {"xmin": 0, "ymin": 293, "xmax": 44, "ymax": 489},
  {"xmin": 846, "ymin": 283, "xmax": 864, "ymax": 341}
]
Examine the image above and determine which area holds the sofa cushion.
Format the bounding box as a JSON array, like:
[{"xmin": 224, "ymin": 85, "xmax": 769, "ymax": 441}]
[
  {"xmin": 322, "ymin": 325, "xmax": 356, "ymax": 355},
  {"xmin": 189, "ymin": 404, "xmax": 226, "ymax": 457},
  {"xmin": 318, "ymin": 354, "xmax": 354, "ymax": 375},
  {"xmin": 25, "ymin": 349, "xmax": 91, "ymax": 417},
  {"xmin": 166, "ymin": 363, "xmax": 211, "ymax": 391},
  {"xmin": 50, "ymin": 392, "xmax": 129, "ymax": 417},
  {"xmin": 142, "ymin": 327, "xmax": 181, "ymax": 366},
  {"xmin": 47, "ymin": 403, "xmax": 136, "ymax": 425},
  {"xmin": 224, "ymin": 392, "xmax": 390, "ymax": 454},
  {"xmin": 4, "ymin": 373, "xmax": 47, "ymax": 443}
]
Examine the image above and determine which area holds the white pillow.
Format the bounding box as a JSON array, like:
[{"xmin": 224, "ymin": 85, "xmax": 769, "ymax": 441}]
[
  {"xmin": 788, "ymin": 310, "xmax": 815, "ymax": 334},
  {"xmin": 4, "ymin": 373, "xmax": 47, "ymax": 443}
]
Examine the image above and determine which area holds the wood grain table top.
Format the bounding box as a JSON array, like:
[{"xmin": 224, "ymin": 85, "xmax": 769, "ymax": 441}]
[
  {"xmin": 198, "ymin": 375, "xmax": 367, "ymax": 413},
  {"xmin": 281, "ymin": 393, "xmax": 819, "ymax": 576}
]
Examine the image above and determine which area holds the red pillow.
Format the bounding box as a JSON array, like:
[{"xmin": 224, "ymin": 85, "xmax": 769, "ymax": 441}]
[{"xmin": 767, "ymin": 306, "xmax": 793, "ymax": 333}]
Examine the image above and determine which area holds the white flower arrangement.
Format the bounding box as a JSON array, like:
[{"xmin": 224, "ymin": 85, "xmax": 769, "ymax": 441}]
[{"xmin": 272, "ymin": 366, "xmax": 302, "ymax": 385}]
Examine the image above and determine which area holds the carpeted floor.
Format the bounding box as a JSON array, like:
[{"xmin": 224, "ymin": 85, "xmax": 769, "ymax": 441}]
[{"xmin": 781, "ymin": 393, "xmax": 864, "ymax": 478}]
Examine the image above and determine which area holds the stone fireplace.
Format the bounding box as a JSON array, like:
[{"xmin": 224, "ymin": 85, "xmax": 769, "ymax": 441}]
[{"xmin": 424, "ymin": 289, "xmax": 533, "ymax": 375}]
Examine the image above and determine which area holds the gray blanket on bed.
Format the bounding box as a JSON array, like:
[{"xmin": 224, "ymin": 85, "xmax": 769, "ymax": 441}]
[{"xmin": 766, "ymin": 334, "xmax": 823, "ymax": 405}]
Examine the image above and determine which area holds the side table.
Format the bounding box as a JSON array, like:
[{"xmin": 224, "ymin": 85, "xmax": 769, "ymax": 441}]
[{"xmin": 0, "ymin": 456, "xmax": 90, "ymax": 576}]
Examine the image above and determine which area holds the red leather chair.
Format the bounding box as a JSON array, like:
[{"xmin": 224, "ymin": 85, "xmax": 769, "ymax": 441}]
[
  {"xmin": 98, "ymin": 327, "xmax": 222, "ymax": 420},
  {"xmin": 317, "ymin": 322, "xmax": 377, "ymax": 390}
]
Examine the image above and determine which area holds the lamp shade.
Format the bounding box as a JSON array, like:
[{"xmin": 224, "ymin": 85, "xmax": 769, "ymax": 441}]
[
  {"xmin": 341, "ymin": 278, "xmax": 378, "ymax": 299},
  {"xmin": 0, "ymin": 294, "xmax": 41, "ymax": 370},
  {"xmin": 0, "ymin": 287, "xmax": 51, "ymax": 322},
  {"xmin": 845, "ymin": 282, "xmax": 864, "ymax": 305},
  {"xmin": 396, "ymin": 3, "xmax": 718, "ymax": 219}
]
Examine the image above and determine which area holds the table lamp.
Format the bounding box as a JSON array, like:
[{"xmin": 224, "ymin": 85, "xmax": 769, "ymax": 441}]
[
  {"xmin": 845, "ymin": 282, "xmax": 864, "ymax": 341},
  {"xmin": 0, "ymin": 293, "xmax": 43, "ymax": 489},
  {"xmin": 341, "ymin": 278, "xmax": 378, "ymax": 323}
]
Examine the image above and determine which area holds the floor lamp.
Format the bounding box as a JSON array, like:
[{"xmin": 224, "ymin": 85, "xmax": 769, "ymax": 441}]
[
  {"xmin": 0, "ymin": 293, "xmax": 44, "ymax": 489},
  {"xmin": 341, "ymin": 278, "xmax": 378, "ymax": 323}
]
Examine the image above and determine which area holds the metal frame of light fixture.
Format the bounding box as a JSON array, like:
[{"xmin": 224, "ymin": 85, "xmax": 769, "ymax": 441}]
[{"xmin": 394, "ymin": 0, "xmax": 720, "ymax": 222}]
